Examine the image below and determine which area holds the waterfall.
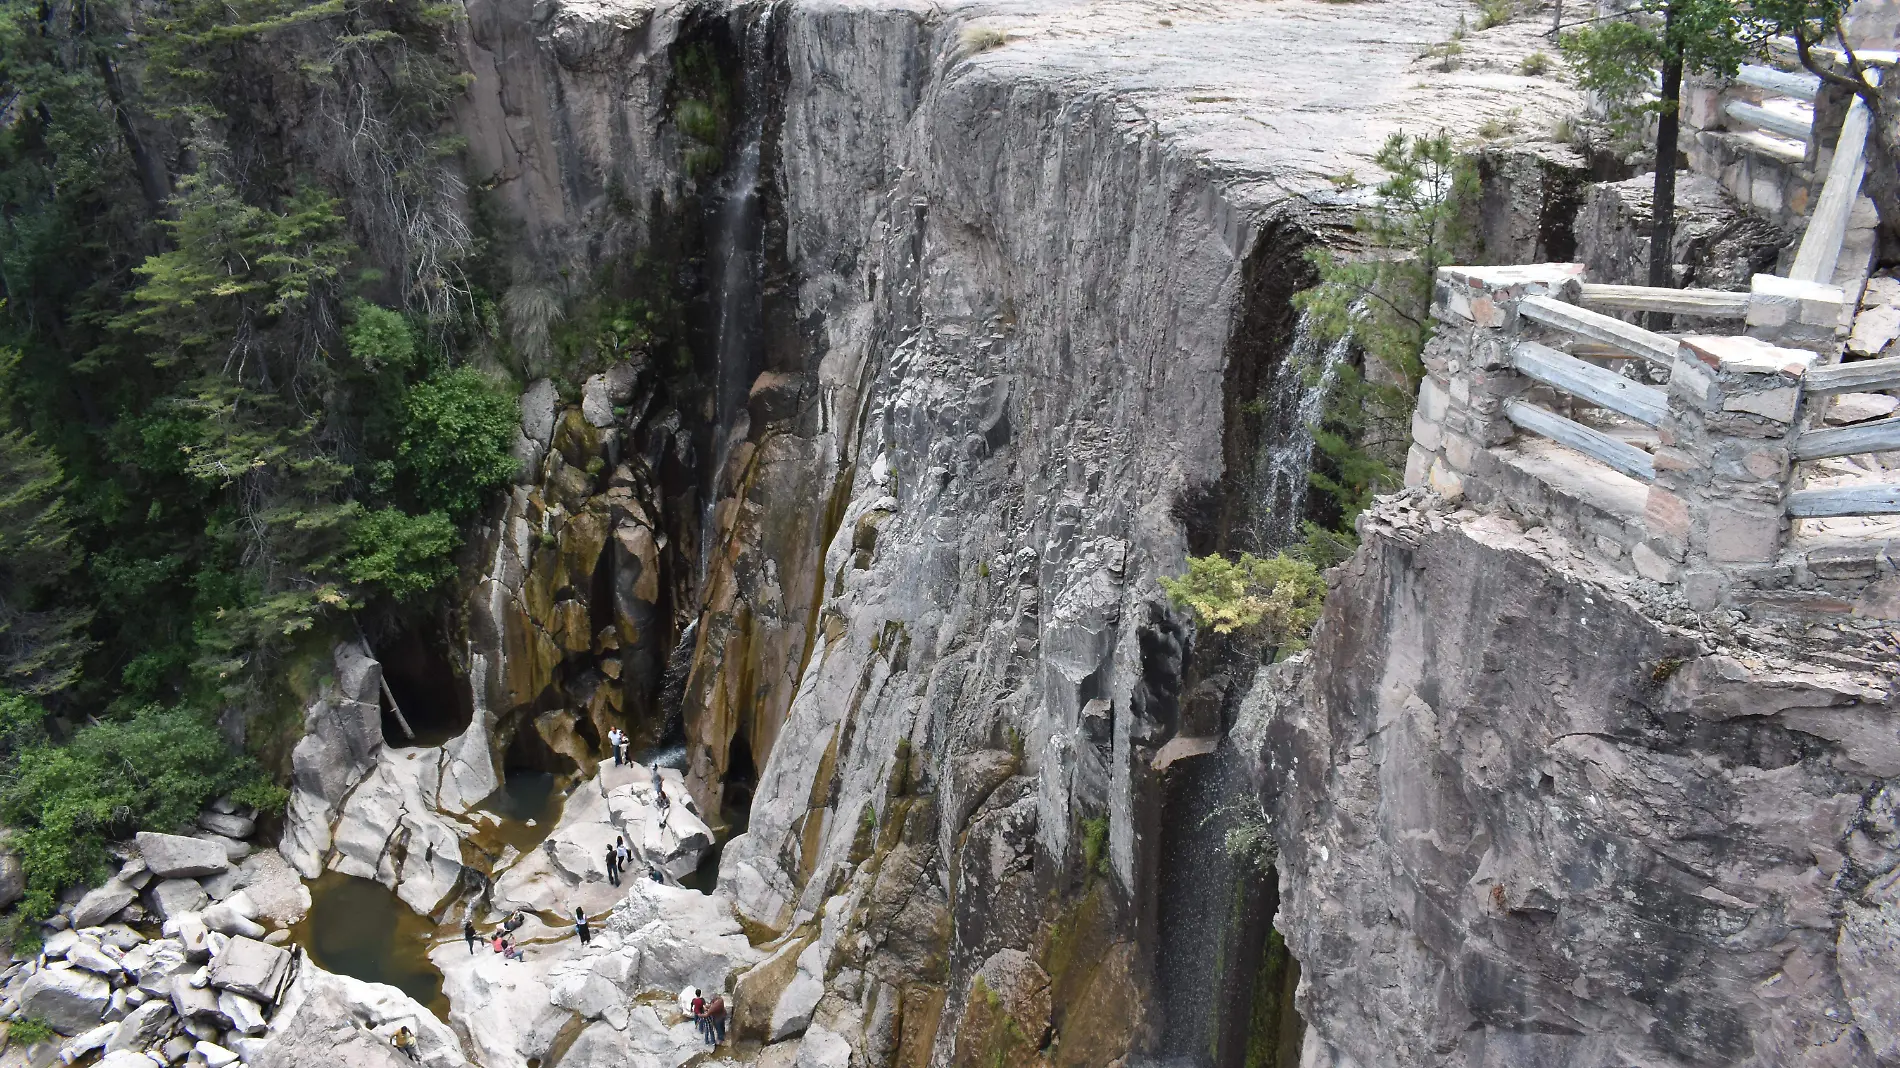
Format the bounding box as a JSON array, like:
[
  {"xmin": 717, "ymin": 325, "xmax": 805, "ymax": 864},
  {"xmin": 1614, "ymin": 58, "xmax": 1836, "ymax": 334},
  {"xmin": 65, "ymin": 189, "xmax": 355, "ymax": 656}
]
[
  {"xmin": 1248, "ymin": 312, "xmax": 1351, "ymax": 551},
  {"xmin": 697, "ymin": 8, "xmax": 773, "ymax": 582}
]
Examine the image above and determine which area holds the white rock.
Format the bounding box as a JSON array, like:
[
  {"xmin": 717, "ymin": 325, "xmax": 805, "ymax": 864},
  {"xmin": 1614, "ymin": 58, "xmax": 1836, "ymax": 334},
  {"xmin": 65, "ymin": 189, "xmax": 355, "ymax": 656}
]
[
  {"xmin": 768, "ymin": 943, "xmax": 824, "ymax": 1041},
  {"xmin": 201, "ymin": 903, "xmax": 264, "ymax": 941},
  {"xmin": 65, "ymin": 939, "xmax": 124, "ymax": 980},
  {"xmin": 792, "ymin": 1025, "xmax": 852, "ymax": 1068},
  {"xmin": 1826, "ymin": 391, "xmax": 1900, "ymax": 425},
  {"xmin": 42, "ymin": 929, "xmax": 80, "ymax": 959},
  {"xmin": 207, "ymin": 937, "xmax": 291, "ymax": 1004},
  {"xmin": 57, "ymin": 1021, "xmax": 117, "ymax": 1062},
  {"xmin": 94, "ymin": 1052, "xmax": 159, "ymax": 1068},
  {"xmin": 136, "ymin": 833, "xmax": 229, "ymax": 879},
  {"xmin": 234, "ymin": 853, "xmax": 310, "ymax": 928},
  {"xmin": 217, "ymin": 989, "xmax": 267, "ymax": 1035},
  {"xmin": 170, "ymin": 973, "xmax": 221, "ymax": 1020},
  {"xmin": 195, "ymin": 1040, "xmax": 240, "ymax": 1068}
]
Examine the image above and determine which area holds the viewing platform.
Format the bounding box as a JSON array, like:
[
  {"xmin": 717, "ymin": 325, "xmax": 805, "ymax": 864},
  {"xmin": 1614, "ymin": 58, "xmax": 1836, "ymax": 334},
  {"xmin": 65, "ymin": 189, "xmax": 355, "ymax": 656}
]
[{"xmin": 1409, "ymin": 263, "xmax": 1898, "ymax": 621}]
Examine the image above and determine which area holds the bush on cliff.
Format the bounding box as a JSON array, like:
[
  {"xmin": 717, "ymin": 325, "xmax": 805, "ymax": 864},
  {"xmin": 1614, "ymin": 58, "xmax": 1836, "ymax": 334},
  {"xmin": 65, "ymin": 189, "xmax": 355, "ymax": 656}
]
[{"xmin": 1160, "ymin": 553, "xmax": 1326, "ymax": 654}]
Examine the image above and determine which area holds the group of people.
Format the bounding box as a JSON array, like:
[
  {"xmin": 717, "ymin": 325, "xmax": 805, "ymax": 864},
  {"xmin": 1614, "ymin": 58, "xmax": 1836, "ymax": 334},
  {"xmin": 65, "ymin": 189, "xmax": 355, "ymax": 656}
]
[
  {"xmin": 605, "ymin": 725, "xmax": 632, "ymax": 766},
  {"xmin": 464, "ymin": 908, "xmax": 530, "ymax": 962},
  {"xmin": 688, "ymin": 988, "xmax": 729, "ymax": 1045}
]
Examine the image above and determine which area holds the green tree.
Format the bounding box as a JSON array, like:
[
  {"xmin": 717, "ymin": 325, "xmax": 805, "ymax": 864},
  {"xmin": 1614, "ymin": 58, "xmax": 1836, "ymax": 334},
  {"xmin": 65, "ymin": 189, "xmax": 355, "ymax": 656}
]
[
  {"xmin": 1159, "ymin": 553, "xmax": 1326, "ymax": 655},
  {"xmin": 0, "ymin": 409, "xmax": 90, "ymax": 694},
  {"xmin": 1749, "ymin": 0, "xmax": 1900, "ymax": 253},
  {"xmin": 1560, "ymin": 1, "xmax": 1762, "ymax": 292},
  {"xmin": 343, "ymin": 508, "xmax": 460, "ymax": 599},
  {"xmin": 1295, "ymin": 131, "xmax": 1476, "ymax": 525},
  {"xmin": 395, "ymin": 367, "xmax": 521, "ymax": 518}
]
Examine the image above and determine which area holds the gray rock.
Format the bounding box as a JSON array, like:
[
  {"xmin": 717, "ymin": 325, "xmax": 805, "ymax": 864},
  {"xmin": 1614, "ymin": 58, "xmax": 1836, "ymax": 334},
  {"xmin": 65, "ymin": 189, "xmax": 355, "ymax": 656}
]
[
  {"xmin": 195, "ymin": 834, "xmax": 250, "ymax": 863},
  {"xmin": 135, "ymin": 834, "xmax": 228, "ymax": 880},
  {"xmin": 197, "ymin": 869, "xmax": 242, "ymax": 902},
  {"xmin": 0, "ymin": 848, "xmax": 24, "ymax": 911},
  {"xmin": 207, "ymin": 937, "xmax": 290, "ymax": 1004},
  {"xmin": 117, "ymin": 857, "xmax": 152, "ymax": 891},
  {"xmin": 169, "ymin": 973, "xmax": 221, "ymax": 1020},
  {"xmin": 195, "ymin": 812, "xmax": 255, "ymax": 840},
  {"xmin": 41, "ymin": 929, "xmax": 79, "ymax": 959},
  {"xmin": 71, "ymin": 880, "xmax": 138, "ymax": 929},
  {"xmin": 127, "ymin": 940, "xmax": 192, "ymax": 998},
  {"xmin": 64, "ymin": 939, "xmax": 123, "ymax": 979},
  {"xmin": 163, "ymin": 1034, "xmax": 196, "ymax": 1062},
  {"xmin": 57, "ymin": 1021, "xmax": 117, "ymax": 1062},
  {"xmin": 95, "ymin": 924, "xmax": 145, "ymax": 952},
  {"xmin": 148, "ymin": 878, "xmax": 209, "ymax": 920},
  {"xmin": 215, "ymin": 989, "xmax": 266, "ymax": 1035},
  {"xmin": 19, "ymin": 964, "xmax": 111, "ymax": 1034},
  {"xmin": 96, "ymin": 1051, "xmax": 157, "ymax": 1068},
  {"xmin": 105, "ymin": 998, "xmax": 175, "ymax": 1053},
  {"xmin": 196, "ymin": 1040, "xmax": 240, "ymax": 1068}
]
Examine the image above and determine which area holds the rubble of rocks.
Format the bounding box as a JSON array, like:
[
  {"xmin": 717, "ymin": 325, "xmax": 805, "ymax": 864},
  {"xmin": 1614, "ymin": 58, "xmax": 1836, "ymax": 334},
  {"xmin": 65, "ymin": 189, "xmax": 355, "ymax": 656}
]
[{"xmin": 0, "ymin": 802, "xmax": 310, "ymax": 1068}]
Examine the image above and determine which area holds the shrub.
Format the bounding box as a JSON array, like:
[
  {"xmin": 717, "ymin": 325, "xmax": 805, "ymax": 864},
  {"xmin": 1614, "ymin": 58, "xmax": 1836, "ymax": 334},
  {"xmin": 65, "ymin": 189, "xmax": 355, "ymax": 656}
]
[
  {"xmin": 397, "ymin": 367, "xmax": 521, "ymax": 517},
  {"xmin": 1519, "ymin": 50, "xmax": 1552, "ymax": 76},
  {"xmin": 344, "ymin": 300, "xmax": 416, "ymax": 372},
  {"xmin": 0, "ymin": 698, "xmax": 276, "ymax": 919},
  {"xmin": 343, "ymin": 508, "xmax": 461, "ymax": 600},
  {"xmin": 958, "ymin": 25, "xmax": 1007, "ymax": 57},
  {"xmin": 1477, "ymin": 0, "xmax": 1516, "ymax": 29},
  {"xmin": 6, "ymin": 1016, "xmax": 55, "ymax": 1046},
  {"xmin": 1159, "ymin": 553, "xmax": 1325, "ymax": 652},
  {"xmin": 1080, "ymin": 816, "xmax": 1110, "ymax": 878}
]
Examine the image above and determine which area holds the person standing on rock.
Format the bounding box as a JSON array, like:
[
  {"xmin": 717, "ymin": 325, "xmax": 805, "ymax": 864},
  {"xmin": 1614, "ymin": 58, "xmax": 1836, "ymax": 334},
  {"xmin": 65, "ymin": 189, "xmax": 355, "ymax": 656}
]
[
  {"xmin": 575, "ymin": 906, "xmax": 591, "ymax": 946},
  {"xmin": 607, "ymin": 726, "xmax": 625, "ymax": 766},
  {"xmin": 392, "ymin": 1026, "xmax": 421, "ymax": 1062},
  {"xmin": 615, "ymin": 729, "xmax": 630, "ymax": 766},
  {"xmin": 604, "ymin": 842, "xmax": 620, "ymax": 887},
  {"xmin": 690, "ymin": 989, "xmax": 707, "ymax": 1039},
  {"xmin": 707, "ymin": 994, "xmax": 727, "ymax": 1045},
  {"xmin": 615, "ymin": 835, "xmax": 632, "ymax": 875},
  {"xmin": 463, "ymin": 918, "xmax": 478, "ymax": 954}
]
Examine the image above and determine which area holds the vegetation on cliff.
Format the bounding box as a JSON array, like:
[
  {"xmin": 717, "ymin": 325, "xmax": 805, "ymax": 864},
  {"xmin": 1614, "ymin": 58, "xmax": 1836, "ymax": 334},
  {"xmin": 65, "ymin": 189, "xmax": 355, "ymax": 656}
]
[{"xmin": 0, "ymin": 0, "xmax": 514, "ymax": 916}]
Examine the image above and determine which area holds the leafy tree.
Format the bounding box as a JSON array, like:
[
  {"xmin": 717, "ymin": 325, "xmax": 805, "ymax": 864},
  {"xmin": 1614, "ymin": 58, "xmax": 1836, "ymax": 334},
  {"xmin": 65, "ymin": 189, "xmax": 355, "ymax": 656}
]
[
  {"xmin": 1159, "ymin": 553, "xmax": 1326, "ymax": 654},
  {"xmin": 395, "ymin": 367, "xmax": 521, "ymax": 517},
  {"xmin": 1750, "ymin": 0, "xmax": 1900, "ymax": 252},
  {"xmin": 0, "ymin": 414, "xmax": 90, "ymax": 694},
  {"xmin": 1560, "ymin": 1, "xmax": 1762, "ymax": 292},
  {"xmin": 344, "ymin": 508, "xmax": 460, "ymax": 599},
  {"xmin": 1295, "ymin": 132, "xmax": 1476, "ymax": 527}
]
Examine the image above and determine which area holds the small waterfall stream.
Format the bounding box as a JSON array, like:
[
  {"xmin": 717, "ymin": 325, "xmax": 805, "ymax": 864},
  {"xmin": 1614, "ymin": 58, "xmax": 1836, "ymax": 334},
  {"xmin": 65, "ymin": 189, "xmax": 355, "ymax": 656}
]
[
  {"xmin": 1247, "ymin": 312, "xmax": 1351, "ymax": 551},
  {"xmin": 696, "ymin": 9, "xmax": 773, "ymax": 584}
]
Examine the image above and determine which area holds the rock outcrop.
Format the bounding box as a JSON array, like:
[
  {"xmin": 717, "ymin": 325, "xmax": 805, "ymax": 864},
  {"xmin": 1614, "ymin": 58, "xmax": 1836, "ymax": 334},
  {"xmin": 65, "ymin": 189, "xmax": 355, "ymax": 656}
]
[{"xmin": 1250, "ymin": 491, "xmax": 1900, "ymax": 1068}]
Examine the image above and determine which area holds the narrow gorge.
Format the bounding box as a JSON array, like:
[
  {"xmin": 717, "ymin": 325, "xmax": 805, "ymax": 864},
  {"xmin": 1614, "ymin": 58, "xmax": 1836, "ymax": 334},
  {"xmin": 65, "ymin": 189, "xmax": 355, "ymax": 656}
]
[{"xmin": 3, "ymin": 1, "xmax": 1898, "ymax": 1068}]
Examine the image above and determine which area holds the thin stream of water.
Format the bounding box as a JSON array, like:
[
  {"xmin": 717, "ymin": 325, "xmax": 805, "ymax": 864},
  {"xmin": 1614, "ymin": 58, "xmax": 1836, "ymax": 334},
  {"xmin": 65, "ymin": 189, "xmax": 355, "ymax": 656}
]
[{"xmin": 1249, "ymin": 312, "xmax": 1352, "ymax": 551}]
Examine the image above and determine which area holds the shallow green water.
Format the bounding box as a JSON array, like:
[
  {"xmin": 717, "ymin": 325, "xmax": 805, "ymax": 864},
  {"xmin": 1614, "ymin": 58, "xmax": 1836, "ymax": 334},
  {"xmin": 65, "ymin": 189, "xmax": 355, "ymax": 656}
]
[{"xmin": 288, "ymin": 870, "xmax": 450, "ymax": 1017}]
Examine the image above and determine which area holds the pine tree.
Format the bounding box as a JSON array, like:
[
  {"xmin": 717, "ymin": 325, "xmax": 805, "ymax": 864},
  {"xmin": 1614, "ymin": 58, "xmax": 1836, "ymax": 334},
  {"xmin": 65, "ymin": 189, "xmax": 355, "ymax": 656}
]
[{"xmin": 0, "ymin": 411, "xmax": 90, "ymax": 694}]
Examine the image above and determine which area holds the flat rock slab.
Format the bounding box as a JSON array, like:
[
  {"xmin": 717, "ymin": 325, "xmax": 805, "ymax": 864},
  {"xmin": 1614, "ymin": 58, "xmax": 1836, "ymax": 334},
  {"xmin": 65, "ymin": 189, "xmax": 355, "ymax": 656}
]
[
  {"xmin": 137, "ymin": 832, "xmax": 230, "ymax": 879},
  {"xmin": 209, "ymin": 936, "xmax": 292, "ymax": 1003},
  {"xmin": 70, "ymin": 880, "xmax": 137, "ymax": 929}
]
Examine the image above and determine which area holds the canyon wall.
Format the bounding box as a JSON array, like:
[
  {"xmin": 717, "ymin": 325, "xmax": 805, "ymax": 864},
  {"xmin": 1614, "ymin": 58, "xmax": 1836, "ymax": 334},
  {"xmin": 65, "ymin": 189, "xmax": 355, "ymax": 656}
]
[
  {"xmin": 1250, "ymin": 492, "xmax": 1900, "ymax": 1068},
  {"xmin": 434, "ymin": 0, "xmax": 1584, "ymax": 1063}
]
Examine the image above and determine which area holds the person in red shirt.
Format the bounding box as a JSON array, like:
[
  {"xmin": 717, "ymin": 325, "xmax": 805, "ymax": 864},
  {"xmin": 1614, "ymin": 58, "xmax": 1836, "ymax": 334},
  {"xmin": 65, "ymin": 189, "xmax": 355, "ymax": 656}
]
[{"xmin": 690, "ymin": 989, "xmax": 706, "ymax": 1039}]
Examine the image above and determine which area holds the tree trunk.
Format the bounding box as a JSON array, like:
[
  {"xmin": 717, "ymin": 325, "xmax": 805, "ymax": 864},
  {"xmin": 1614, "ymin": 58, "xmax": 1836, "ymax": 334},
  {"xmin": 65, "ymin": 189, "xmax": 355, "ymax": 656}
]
[{"xmin": 1649, "ymin": 18, "xmax": 1684, "ymax": 295}]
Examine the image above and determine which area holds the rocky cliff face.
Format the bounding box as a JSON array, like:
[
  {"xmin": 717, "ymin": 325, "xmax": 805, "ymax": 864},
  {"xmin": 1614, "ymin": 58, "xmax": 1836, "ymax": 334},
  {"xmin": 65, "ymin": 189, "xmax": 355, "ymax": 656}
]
[
  {"xmin": 1249, "ymin": 491, "xmax": 1900, "ymax": 1068},
  {"xmin": 425, "ymin": 0, "xmax": 1585, "ymax": 1064}
]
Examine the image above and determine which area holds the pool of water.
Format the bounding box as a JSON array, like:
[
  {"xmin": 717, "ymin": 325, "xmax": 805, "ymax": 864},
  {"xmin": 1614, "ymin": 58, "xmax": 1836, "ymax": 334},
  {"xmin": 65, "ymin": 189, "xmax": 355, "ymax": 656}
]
[
  {"xmin": 288, "ymin": 871, "xmax": 450, "ymax": 1017},
  {"xmin": 474, "ymin": 770, "xmax": 566, "ymax": 854}
]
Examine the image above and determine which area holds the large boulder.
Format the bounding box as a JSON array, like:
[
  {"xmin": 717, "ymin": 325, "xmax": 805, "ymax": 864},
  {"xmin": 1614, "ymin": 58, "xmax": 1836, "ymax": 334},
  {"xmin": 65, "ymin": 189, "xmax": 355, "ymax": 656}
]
[
  {"xmin": 208, "ymin": 937, "xmax": 291, "ymax": 1003},
  {"xmin": 197, "ymin": 812, "xmax": 255, "ymax": 840},
  {"xmin": 256, "ymin": 965, "xmax": 471, "ymax": 1068},
  {"xmin": 70, "ymin": 880, "xmax": 136, "ymax": 929},
  {"xmin": 236, "ymin": 852, "xmax": 311, "ymax": 928},
  {"xmin": 104, "ymin": 998, "xmax": 174, "ymax": 1053},
  {"xmin": 136, "ymin": 833, "xmax": 229, "ymax": 879},
  {"xmin": 148, "ymin": 878, "xmax": 209, "ymax": 919},
  {"xmin": 18, "ymin": 965, "xmax": 111, "ymax": 1035}
]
